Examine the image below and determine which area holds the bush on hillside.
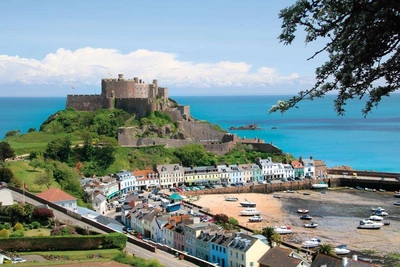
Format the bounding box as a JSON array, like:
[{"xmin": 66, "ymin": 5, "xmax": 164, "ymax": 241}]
[
  {"xmin": 10, "ymin": 230, "xmax": 24, "ymax": 238},
  {"xmin": 0, "ymin": 228, "xmax": 9, "ymax": 238},
  {"xmin": 13, "ymin": 222, "xmax": 24, "ymax": 231}
]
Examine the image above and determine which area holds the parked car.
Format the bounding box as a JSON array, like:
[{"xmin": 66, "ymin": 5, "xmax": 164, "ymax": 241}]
[{"xmin": 11, "ymin": 257, "xmax": 27, "ymax": 263}]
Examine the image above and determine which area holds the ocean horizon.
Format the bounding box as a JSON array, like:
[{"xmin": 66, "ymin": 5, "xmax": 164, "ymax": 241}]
[{"xmin": 1, "ymin": 95, "xmax": 399, "ymax": 173}]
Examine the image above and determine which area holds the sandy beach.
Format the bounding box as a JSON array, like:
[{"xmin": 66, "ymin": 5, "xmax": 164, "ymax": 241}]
[{"xmin": 190, "ymin": 188, "xmax": 400, "ymax": 258}]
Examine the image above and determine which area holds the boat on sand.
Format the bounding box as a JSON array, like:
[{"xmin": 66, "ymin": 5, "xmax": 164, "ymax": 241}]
[
  {"xmin": 225, "ymin": 197, "xmax": 238, "ymax": 202},
  {"xmin": 334, "ymin": 244, "xmax": 350, "ymax": 255},
  {"xmin": 297, "ymin": 209, "xmax": 309, "ymax": 214},
  {"xmin": 273, "ymin": 225, "xmax": 292, "ymax": 234},
  {"xmin": 239, "ymin": 199, "xmax": 256, "ymax": 207},
  {"xmin": 303, "ymin": 222, "xmax": 318, "ymax": 228},
  {"xmin": 301, "ymin": 238, "xmax": 321, "ymax": 248},
  {"xmin": 240, "ymin": 208, "xmax": 261, "ymax": 216},
  {"xmin": 312, "ymin": 182, "xmax": 328, "ymax": 189}
]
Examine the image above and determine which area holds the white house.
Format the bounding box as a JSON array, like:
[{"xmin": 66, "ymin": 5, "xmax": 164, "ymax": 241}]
[{"xmin": 115, "ymin": 170, "xmax": 136, "ymax": 195}]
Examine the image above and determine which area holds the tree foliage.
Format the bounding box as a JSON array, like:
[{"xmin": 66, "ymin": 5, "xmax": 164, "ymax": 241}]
[
  {"xmin": 271, "ymin": 0, "xmax": 400, "ymax": 116},
  {"xmin": 173, "ymin": 144, "xmax": 217, "ymax": 167},
  {"xmin": 44, "ymin": 136, "xmax": 73, "ymax": 163},
  {"xmin": 0, "ymin": 141, "xmax": 16, "ymax": 161},
  {"xmin": 214, "ymin": 213, "xmax": 229, "ymax": 224}
]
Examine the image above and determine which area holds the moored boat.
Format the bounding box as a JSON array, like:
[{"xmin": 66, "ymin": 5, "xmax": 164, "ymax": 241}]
[
  {"xmin": 240, "ymin": 208, "xmax": 261, "ymax": 216},
  {"xmin": 297, "ymin": 209, "xmax": 309, "ymax": 214},
  {"xmin": 273, "ymin": 225, "xmax": 292, "ymax": 234},
  {"xmin": 248, "ymin": 215, "xmax": 263, "ymax": 222},
  {"xmin": 303, "ymin": 222, "xmax": 318, "ymax": 228},
  {"xmin": 300, "ymin": 214, "xmax": 313, "ymax": 220},
  {"xmin": 334, "ymin": 244, "xmax": 350, "ymax": 255},
  {"xmin": 358, "ymin": 219, "xmax": 383, "ymax": 229},
  {"xmin": 311, "ymin": 182, "xmax": 328, "ymax": 189},
  {"xmin": 273, "ymin": 194, "xmax": 282, "ymax": 198},
  {"xmin": 239, "ymin": 199, "xmax": 256, "ymax": 207},
  {"xmin": 225, "ymin": 197, "xmax": 238, "ymax": 202},
  {"xmin": 301, "ymin": 238, "xmax": 321, "ymax": 248},
  {"xmin": 394, "ymin": 201, "xmax": 400, "ymax": 206},
  {"xmin": 369, "ymin": 215, "xmax": 383, "ymax": 221},
  {"xmin": 394, "ymin": 193, "xmax": 400, "ymax": 198}
]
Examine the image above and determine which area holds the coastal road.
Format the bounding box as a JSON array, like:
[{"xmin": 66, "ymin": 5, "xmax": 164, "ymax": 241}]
[{"xmin": 11, "ymin": 190, "xmax": 199, "ymax": 267}]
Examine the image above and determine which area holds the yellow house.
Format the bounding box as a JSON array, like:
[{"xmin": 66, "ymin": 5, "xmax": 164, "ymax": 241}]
[{"xmin": 228, "ymin": 233, "xmax": 269, "ymax": 267}]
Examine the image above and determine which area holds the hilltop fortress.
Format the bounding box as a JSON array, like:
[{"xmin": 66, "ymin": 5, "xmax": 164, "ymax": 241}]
[{"xmin": 66, "ymin": 75, "xmax": 281, "ymax": 155}]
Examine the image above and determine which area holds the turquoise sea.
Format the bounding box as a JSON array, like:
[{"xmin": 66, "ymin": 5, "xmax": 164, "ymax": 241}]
[{"xmin": 0, "ymin": 95, "xmax": 399, "ymax": 173}]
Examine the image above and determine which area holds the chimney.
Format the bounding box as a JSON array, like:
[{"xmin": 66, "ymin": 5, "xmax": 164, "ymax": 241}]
[
  {"xmin": 342, "ymin": 257, "xmax": 348, "ymax": 267},
  {"xmin": 118, "ymin": 74, "xmax": 124, "ymax": 81},
  {"xmin": 310, "ymin": 155, "xmax": 313, "ymax": 159}
]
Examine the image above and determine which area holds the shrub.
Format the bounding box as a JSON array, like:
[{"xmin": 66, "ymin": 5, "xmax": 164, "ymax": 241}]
[
  {"xmin": 31, "ymin": 221, "xmax": 41, "ymax": 229},
  {"xmin": 0, "ymin": 228, "xmax": 9, "ymax": 238},
  {"xmin": 3, "ymin": 223, "xmax": 11, "ymax": 230},
  {"xmin": 10, "ymin": 230, "xmax": 24, "ymax": 238},
  {"xmin": 104, "ymin": 232, "xmax": 127, "ymax": 249},
  {"xmin": 13, "ymin": 222, "xmax": 24, "ymax": 231},
  {"xmin": 33, "ymin": 208, "xmax": 54, "ymax": 219},
  {"xmin": 50, "ymin": 225, "xmax": 78, "ymax": 236}
]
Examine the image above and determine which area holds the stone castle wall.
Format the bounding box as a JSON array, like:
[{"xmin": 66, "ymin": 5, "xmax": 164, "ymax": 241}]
[
  {"xmin": 181, "ymin": 121, "xmax": 225, "ymax": 142},
  {"xmin": 115, "ymin": 98, "xmax": 156, "ymax": 118},
  {"xmin": 66, "ymin": 95, "xmax": 104, "ymax": 111}
]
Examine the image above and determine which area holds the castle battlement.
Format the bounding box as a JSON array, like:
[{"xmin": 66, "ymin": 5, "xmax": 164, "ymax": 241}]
[{"xmin": 66, "ymin": 74, "xmax": 169, "ymax": 118}]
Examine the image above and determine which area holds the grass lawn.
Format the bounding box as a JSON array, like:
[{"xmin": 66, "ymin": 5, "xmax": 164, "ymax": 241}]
[
  {"xmin": 24, "ymin": 228, "xmax": 51, "ymax": 237},
  {"xmin": 7, "ymin": 161, "xmax": 61, "ymax": 193},
  {"xmin": 18, "ymin": 249, "xmax": 122, "ymax": 266}
]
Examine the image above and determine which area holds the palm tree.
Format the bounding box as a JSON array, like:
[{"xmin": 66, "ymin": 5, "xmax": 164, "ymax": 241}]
[
  {"xmin": 270, "ymin": 233, "xmax": 282, "ymax": 247},
  {"xmin": 262, "ymin": 226, "xmax": 279, "ymax": 247},
  {"xmin": 318, "ymin": 243, "xmax": 335, "ymax": 256}
]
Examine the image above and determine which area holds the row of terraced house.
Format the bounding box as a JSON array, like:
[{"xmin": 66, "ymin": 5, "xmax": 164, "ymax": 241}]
[{"xmin": 80, "ymin": 156, "xmax": 326, "ymax": 201}]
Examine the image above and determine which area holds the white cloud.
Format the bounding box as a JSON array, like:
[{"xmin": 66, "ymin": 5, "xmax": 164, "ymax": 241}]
[{"xmin": 0, "ymin": 47, "xmax": 310, "ymax": 89}]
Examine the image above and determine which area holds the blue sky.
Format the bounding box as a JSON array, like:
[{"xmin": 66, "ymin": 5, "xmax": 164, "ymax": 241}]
[{"xmin": 0, "ymin": 0, "xmax": 328, "ymax": 97}]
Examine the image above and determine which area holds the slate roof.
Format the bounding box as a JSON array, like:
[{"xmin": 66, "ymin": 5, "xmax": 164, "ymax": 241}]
[
  {"xmin": 36, "ymin": 187, "xmax": 77, "ymax": 202},
  {"xmin": 258, "ymin": 247, "xmax": 301, "ymax": 267},
  {"xmin": 311, "ymin": 254, "xmax": 381, "ymax": 267}
]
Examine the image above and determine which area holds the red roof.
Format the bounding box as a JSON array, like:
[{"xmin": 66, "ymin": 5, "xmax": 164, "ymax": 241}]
[{"xmin": 36, "ymin": 187, "xmax": 77, "ymax": 202}]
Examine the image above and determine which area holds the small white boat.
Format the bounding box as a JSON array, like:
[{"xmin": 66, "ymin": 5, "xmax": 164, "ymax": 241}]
[
  {"xmin": 273, "ymin": 225, "xmax": 293, "ymax": 234},
  {"xmin": 300, "ymin": 214, "xmax": 313, "ymax": 220},
  {"xmin": 297, "ymin": 209, "xmax": 309, "ymax": 214},
  {"xmin": 334, "ymin": 244, "xmax": 350, "ymax": 255},
  {"xmin": 301, "ymin": 238, "xmax": 321, "ymax": 248},
  {"xmin": 358, "ymin": 219, "xmax": 383, "ymax": 229},
  {"xmin": 303, "ymin": 222, "xmax": 318, "ymax": 228},
  {"xmin": 371, "ymin": 207, "xmax": 385, "ymax": 212},
  {"xmin": 394, "ymin": 201, "xmax": 400, "ymax": 206},
  {"xmin": 239, "ymin": 199, "xmax": 256, "ymax": 207},
  {"xmin": 248, "ymin": 215, "xmax": 263, "ymax": 222},
  {"xmin": 225, "ymin": 197, "xmax": 238, "ymax": 202},
  {"xmin": 372, "ymin": 210, "xmax": 389, "ymax": 216},
  {"xmin": 394, "ymin": 193, "xmax": 400, "ymax": 198},
  {"xmin": 240, "ymin": 208, "xmax": 261, "ymax": 216},
  {"xmin": 369, "ymin": 215, "xmax": 384, "ymax": 221},
  {"xmin": 273, "ymin": 194, "xmax": 282, "ymax": 198},
  {"xmin": 311, "ymin": 182, "xmax": 328, "ymax": 189}
]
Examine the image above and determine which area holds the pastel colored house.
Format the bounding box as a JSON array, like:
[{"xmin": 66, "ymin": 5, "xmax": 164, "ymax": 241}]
[
  {"xmin": 227, "ymin": 232, "xmax": 270, "ymax": 267},
  {"xmin": 92, "ymin": 193, "xmax": 107, "ymax": 215},
  {"xmin": 115, "ymin": 170, "xmax": 136, "ymax": 194},
  {"xmin": 210, "ymin": 231, "xmax": 236, "ymax": 267},
  {"xmin": 155, "ymin": 163, "xmax": 185, "ymax": 189},
  {"xmin": 132, "ymin": 170, "xmax": 159, "ymax": 191},
  {"xmin": 300, "ymin": 156, "xmax": 315, "ymax": 178},
  {"xmin": 36, "ymin": 187, "xmax": 77, "ymax": 210},
  {"xmin": 290, "ymin": 160, "xmax": 304, "ymax": 178}
]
